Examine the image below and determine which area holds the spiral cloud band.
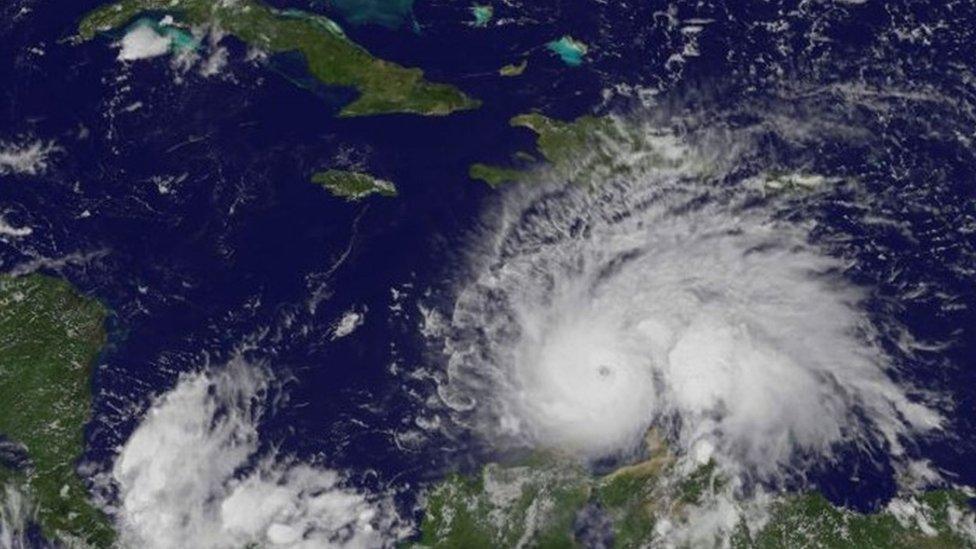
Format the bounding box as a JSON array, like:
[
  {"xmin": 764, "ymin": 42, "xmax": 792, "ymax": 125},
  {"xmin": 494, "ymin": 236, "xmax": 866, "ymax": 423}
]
[{"xmin": 437, "ymin": 127, "xmax": 940, "ymax": 479}]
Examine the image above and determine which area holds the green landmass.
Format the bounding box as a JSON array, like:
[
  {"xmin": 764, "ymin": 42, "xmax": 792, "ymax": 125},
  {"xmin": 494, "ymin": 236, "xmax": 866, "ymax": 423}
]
[
  {"xmin": 416, "ymin": 434, "xmax": 976, "ymax": 548},
  {"xmin": 509, "ymin": 113, "xmax": 613, "ymax": 166},
  {"xmin": 499, "ymin": 59, "xmax": 528, "ymax": 76},
  {"xmin": 468, "ymin": 163, "xmax": 528, "ymax": 187},
  {"xmin": 748, "ymin": 490, "xmax": 975, "ymax": 549},
  {"xmin": 0, "ymin": 274, "xmax": 114, "ymax": 547},
  {"xmin": 311, "ymin": 169, "xmax": 397, "ymax": 200},
  {"xmin": 468, "ymin": 112, "xmax": 628, "ymax": 186},
  {"xmin": 594, "ymin": 434, "xmax": 672, "ymax": 548},
  {"xmin": 469, "ymin": 112, "xmax": 707, "ymax": 187},
  {"xmin": 419, "ymin": 460, "xmax": 590, "ymax": 548},
  {"xmin": 77, "ymin": 0, "xmax": 480, "ymax": 117}
]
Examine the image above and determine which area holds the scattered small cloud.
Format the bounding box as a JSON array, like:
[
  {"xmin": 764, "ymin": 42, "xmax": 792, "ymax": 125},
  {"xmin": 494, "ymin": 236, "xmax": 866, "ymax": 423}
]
[
  {"xmin": 0, "ymin": 138, "xmax": 59, "ymax": 176},
  {"xmin": 332, "ymin": 306, "xmax": 366, "ymax": 339}
]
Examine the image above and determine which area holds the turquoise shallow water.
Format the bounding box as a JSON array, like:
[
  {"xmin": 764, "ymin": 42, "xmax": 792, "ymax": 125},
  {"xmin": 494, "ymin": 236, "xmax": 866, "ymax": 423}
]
[
  {"xmin": 329, "ymin": 0, "xmax": 414, "ymax": 28},
  {"xmin": 471, "ymin": 5, "xmax": 493, "ymax": 27},
  {"xmin": 131, "ymin": 17, "xmax": 198, "ymax": 51},
  {"xmin": 547, "ymin": 35, "xmax": 587, "ymax": 66}
]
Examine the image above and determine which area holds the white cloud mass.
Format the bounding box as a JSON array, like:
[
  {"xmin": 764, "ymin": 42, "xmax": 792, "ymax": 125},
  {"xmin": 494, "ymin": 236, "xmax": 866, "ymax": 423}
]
[
  {"xmin": 437, "ymin": 126, "xmax": 941, "ymax": 481},
  {"xmin": 0, "ymin": 139, "xmax": 58, "ymax": 176},
  {"xmin": 113, "ymin": 360, "xmax": 406, "ymax": 548},
  {"xmin": 116, "ymin": 24, "xmax": 171, "ymax": 61}
]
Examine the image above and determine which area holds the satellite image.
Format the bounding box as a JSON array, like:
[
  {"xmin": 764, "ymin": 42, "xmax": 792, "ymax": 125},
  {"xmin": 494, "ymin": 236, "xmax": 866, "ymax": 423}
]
[{"xmin": 1, "ymin": 0, "xmax": 975, "ymax": 547}]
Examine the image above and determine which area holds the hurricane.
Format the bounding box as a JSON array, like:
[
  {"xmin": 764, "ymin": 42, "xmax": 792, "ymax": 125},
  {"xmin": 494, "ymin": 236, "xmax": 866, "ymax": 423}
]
[{"xmin": 433, "ymin": 112, "xmax": 944, "ymax": 483}]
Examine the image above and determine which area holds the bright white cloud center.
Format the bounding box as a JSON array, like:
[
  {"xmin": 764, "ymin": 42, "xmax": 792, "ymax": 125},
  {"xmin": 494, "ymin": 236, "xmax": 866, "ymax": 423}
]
[
  {"xmin": 515, "ymin": 306, "xmax": 658, "ymax": 455},
  {"xmin": 116, "ymin": 24, "xmax": 172, "ymax": 61}
]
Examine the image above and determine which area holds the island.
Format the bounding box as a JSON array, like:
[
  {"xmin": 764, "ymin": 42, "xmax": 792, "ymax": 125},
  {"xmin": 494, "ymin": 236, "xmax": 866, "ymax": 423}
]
[
  {"xmin": 499, "ymin": 59, "xmax": 528, "ymax": 77},
  {"xmin": 77, "ymin": 0, "xmax": 480, "ymax": 117},
  {"xmin": 468, "ymin": 163, "xmax": 530, "ymax": 188},
  {"xmin": 311, "ymin": 169, "xmax": 397, "ymax": 200},
  {"xmin": 508, "ymin": 113, "xmax": 612, "ymax": 165},
  {"xmin": 468, "ymin": 112, "xmax": 617, "ymax": 186},
  {"xmin": 0, "ymin": 274, "xmax": 114, "ymax": 547}
]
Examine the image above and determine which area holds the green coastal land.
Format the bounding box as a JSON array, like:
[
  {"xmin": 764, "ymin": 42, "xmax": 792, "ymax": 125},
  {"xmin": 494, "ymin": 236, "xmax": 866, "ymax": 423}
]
[
  {"xmin": 499, "ymin": 59, "xmax": 528, "ymax": 77},
  {"xmin": 418, "ymin": 436, "xmax": 976, "ymax": 548},
  {"xmin": 0, "ymin": 274, "xmax": 114, "ymax": 547},
  {"xmin": 311, "ymin": 169, "xmax": 397, "ymax": 200},
  {"xmin": 77, "ymin": 0, "xmax": 480, "ymax": 117},
  {"xmin": 469, "ymin": 112, "xmax": 618, "ymax": 186}
]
